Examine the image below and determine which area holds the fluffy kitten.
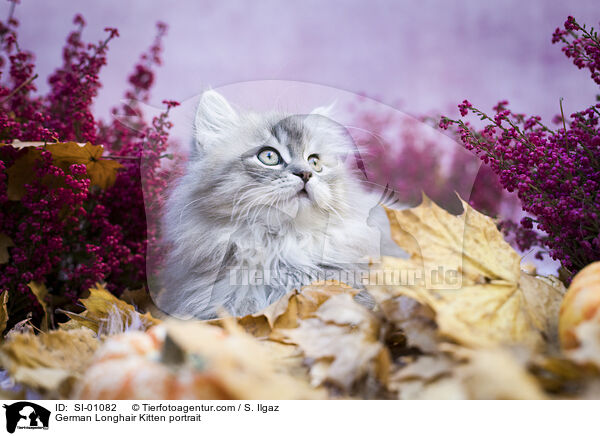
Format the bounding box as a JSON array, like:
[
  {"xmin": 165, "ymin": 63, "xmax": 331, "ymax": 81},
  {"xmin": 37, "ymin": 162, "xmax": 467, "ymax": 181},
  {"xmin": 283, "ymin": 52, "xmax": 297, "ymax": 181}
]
[{"xmin": 156, "ymin": 90, "xmax": 384, "ymax": 319}]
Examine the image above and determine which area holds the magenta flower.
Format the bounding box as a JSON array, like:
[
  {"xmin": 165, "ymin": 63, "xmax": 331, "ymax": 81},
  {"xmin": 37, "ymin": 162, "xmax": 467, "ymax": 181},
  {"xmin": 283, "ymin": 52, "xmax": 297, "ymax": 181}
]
[
  {"xmin": 441, "ymin": 16, "xmax": 600, "ymax": 278},
  {"xmin": 0, "ymin": 6, "xmax": 177, "ymax": 328}
]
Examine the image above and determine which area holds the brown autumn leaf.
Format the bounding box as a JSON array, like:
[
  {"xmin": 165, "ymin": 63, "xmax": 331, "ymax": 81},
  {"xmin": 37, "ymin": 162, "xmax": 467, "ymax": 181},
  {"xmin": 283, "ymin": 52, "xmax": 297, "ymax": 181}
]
[
  {"xmin": 0, "ymin": 233, "xmax": 14, "ymax": 264},
  {"xmin": 0, "ymin": 328, "xmax": 99, "ymax": 395},
  {"xmin": 6, "ymin": 147, "xmax": 41, "ymax": 200},
  {"xmin": 368, "ymin": 196, "xmax": 564, "ymax": 351},
  {"xmin": 6, "ymin": 142, "xmax": 121, "ymax": 200},
  {"xmin": 27, "ymin": 282, "xmax": 49, "ymax": 331},
  {"xmin": 280, "ymin": 293, "xmax": 390, "ymax": 392},
  {"xmin": 120, "ymin": 287, "xmax": 165, "ymax": 320},
  {"xmin": 0, "ymin": 291, "xmax": 8, "ymax": 335},
  {"xmin": 61, "ymin": 283, "xmax": 161, "ymax": 334},
  {"xmin": 445, "ymin": 345, "xmax": 547, "ymax": 399},
  {"xmin": 221, "ymin": 280, "xmax": 359, "ymax": 339},
  {"xmin": 378, "ymin": 295, "xmax": 439, "ymax": 354},
  {"xmin": 120, "ymin": 287, "xmax": 152, "ymax": 310},
  {"xmin": 390, "ymin": 345, "xmax": 547, "ymax": 400},
  {"xmin": 528, "ymin": 355, "xmax": 598, "ymax": 395}
]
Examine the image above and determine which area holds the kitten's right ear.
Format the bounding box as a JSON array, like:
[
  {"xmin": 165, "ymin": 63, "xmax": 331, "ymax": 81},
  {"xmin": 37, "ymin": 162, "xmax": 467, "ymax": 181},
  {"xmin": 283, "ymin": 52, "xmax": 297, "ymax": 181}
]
[{"xmin": 193, "ymin": 90, "xmax": 238, "ymax": 150}]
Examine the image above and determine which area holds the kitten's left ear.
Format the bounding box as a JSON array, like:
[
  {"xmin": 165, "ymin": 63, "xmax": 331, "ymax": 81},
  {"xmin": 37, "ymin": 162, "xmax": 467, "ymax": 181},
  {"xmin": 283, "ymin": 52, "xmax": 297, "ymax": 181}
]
[
  {"xmin": 310, "ymin": 101, "xmax": 336, "ymax": 119},
  {"xmin": 194, "ymin": 90, "xmax": 238, "ymax": 150}
]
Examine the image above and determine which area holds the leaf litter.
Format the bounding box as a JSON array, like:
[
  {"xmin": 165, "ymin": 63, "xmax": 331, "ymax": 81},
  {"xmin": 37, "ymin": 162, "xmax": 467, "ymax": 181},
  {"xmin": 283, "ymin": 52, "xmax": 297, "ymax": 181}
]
[{"xmin": 0, "ymin": 194, "xmax": 599, "ymax": 399}]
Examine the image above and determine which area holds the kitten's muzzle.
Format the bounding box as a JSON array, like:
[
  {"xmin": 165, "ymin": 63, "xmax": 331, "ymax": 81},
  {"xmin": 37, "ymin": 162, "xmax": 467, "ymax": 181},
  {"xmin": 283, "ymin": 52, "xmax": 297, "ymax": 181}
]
[{"xmin": 293, "ymin": 170, "xmax": 312, "ymax": 183}]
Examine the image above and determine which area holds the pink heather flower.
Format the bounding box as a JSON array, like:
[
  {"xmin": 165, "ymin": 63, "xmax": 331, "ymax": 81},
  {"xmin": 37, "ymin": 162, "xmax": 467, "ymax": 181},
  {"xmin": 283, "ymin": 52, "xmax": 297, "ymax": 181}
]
[
  {"xmin": 553, "ymin": 16, "xmax": 600, "ymax": 85},
  {"xmin": 458, "ymin": 100, "xmax": 472, "ymax": 116},
  {"xmin": 441, "ymin": 17, "xmax": 600, "ymax": 279},
  {"xmin": 0, "ymin": 10, "xmax": 177, "ymax": 327},
  {"xmin": 438, "ymin": 117, "xmax": 452, "ymax": 130}
]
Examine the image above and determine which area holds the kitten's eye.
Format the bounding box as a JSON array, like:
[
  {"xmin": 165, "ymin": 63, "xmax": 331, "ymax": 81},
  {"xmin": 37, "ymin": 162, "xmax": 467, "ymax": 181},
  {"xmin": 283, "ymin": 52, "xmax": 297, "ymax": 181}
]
[
  {"xmin": 308, "ymin": 154, "xmax": 322, "ymax": 172},
  {"xmin": 257, "ymin": 147, "xmax": 282, "ymax": 166}
]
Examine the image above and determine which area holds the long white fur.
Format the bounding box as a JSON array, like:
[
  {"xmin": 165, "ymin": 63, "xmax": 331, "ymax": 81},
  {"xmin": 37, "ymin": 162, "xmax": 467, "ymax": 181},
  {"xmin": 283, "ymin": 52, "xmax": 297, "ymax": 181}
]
[{"xmin": 156, "ymin": 90, "xmax": 386, "ymax": 319}]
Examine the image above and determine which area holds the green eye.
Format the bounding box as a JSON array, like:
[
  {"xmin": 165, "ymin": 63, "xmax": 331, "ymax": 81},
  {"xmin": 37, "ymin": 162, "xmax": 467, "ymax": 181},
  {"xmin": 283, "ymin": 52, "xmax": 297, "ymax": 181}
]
[
  {"xmin": 257, "ymin": 147, "xmax": 282, "ymax": 166},
  {"xmin": 308, "ymin": 154, "xmax": 322, "ymax": 172}
]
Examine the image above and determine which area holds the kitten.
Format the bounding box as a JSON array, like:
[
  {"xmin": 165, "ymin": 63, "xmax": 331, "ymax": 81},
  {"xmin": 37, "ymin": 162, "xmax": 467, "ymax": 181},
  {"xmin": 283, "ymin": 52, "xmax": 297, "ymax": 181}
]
[{"xmin": 156, "ymin": 90, "xmax": 386, "ymax": 319}]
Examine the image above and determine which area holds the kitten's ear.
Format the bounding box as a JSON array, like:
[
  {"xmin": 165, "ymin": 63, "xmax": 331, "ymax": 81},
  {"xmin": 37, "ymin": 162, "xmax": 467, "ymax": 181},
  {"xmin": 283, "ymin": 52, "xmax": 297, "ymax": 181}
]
[
  {"xmin": 193, "ymin": 90, "xmax": 238, "ymax": 150},
  {"xmin": 310, "ymin": 101, "xmax": 336, "ymax": 119}
]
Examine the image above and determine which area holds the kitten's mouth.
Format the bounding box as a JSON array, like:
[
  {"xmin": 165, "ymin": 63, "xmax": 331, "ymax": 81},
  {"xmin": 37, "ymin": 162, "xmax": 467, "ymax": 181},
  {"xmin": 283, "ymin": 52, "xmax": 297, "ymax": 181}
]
[{"xmin": 297, "ymin": 188, "xmax": 310, "ymax": 199}]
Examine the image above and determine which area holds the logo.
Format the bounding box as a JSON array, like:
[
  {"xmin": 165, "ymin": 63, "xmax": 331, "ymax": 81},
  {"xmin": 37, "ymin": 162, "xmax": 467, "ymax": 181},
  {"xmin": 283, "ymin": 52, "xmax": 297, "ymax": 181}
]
[{"xmin": 3, "ymin": 402, "xmax": 50, "ymax": 433}]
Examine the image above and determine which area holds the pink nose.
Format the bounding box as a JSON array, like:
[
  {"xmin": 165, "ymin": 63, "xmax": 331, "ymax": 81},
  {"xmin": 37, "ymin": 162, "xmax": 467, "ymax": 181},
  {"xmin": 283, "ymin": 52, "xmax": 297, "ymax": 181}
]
[{"xmin": 293, "ymin": 171, "xmax": 312, "ymax": 183}]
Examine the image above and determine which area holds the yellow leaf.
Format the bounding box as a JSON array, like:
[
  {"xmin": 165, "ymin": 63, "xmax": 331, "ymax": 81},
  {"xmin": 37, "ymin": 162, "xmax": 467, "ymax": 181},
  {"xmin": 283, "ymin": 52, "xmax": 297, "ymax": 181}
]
[
  {"xmin": 0, "ymin": 233, "xmax": 14, "ymax": 264},
  {"xmin": 5, "ymin": 142, "xmax": 122, "ymax": 200},
  {"xmin": 27, "ymin": 282, "xmax": 49, "ymax": 331},
  {"xmin": 369, "ymin": 196, "xmax": 564, "ymax": 351},
  {"xmin": 0, "ymin": 291, "xmax": 8, "ymax": 335},
  {"xmin": 0, "ymin": 328, "xmax": 99, "ymax": 394},
  {"xmin": 6, "ymin": 147, "xmax": 41, "ymax": 200},
  {"xmin": 62, "ymin": 283, "xmax": 161, "ymax": 334},
  {"xmin": 384, "ymin": 195, "xmax": 520, "ymax": 285},
  {"xmin": 45, "ymin": 142, "xmax": 122, "ymax": 190}
]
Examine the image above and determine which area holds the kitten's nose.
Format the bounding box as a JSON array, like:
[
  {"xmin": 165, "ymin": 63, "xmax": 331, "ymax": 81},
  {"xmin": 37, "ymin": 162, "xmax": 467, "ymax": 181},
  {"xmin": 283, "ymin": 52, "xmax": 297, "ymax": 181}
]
[{"xmin": 293, "ymin": 170, "xmax": 312, "ymax": 183}]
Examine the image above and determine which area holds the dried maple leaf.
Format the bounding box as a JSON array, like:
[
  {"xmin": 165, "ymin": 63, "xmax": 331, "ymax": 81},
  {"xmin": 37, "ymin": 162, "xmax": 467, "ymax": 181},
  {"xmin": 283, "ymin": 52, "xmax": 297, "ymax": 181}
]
[
  {"xmin": 0, "ymin": 328, "xmax": 99, "ymax": 395},
  {"xmin": 390, "ymin": 346, "xmax": 547, "ymax": 400},
  {"xmin": 218, "ymin": 280, "xmax": 359, "ymax": 339},
  {"xmin": 528, "ymin": 355, "xmax": 597, "ymax": 394},
  {"xmin": 384, "ymin": 194, "xmax": 520, "ymax": 284},
  {"xmin": 45, "ymin": 142, "xmax": 121, "ymax": 190},
  {"xmin": 61, "ymin": 283, "xmax": 161, "ymax": 334},
  {"xmin": 6, "ymin": 142, "xmax": 121, "ymax": 200},
  {"xmin": 378, "ymin": 295, "xmax": 439, "ymax": 354},
  {"xmin": 369, "ymin": 195, "xmax": 565, "ymax": 351},
  {"xmin": 6, "ymin": 147, "xmax": 41, "ymax": 200},
  {"xmin": 280, "ymin": 294, "xmax": 390, "ymax": 392}
]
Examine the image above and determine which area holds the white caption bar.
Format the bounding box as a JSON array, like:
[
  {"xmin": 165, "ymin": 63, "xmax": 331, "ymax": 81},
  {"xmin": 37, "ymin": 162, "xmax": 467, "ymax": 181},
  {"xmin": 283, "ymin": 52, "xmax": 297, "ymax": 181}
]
[{"xmin": 0, "ymin": 400, "xmax": 596, "ymax": 436}]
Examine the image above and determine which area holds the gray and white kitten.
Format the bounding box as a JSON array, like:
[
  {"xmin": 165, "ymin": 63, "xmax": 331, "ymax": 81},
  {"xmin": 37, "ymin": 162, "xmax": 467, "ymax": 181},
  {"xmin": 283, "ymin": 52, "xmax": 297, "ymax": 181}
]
[{"xmin": 156, "ymin": 90, "xmax": 386, "ymax": 319}]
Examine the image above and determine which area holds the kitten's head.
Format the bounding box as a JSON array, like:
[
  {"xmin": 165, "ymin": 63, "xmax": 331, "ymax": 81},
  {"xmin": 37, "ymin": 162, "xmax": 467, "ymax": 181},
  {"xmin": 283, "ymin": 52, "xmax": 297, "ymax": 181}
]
[{"xmin": 190, "ymin": 90, "xmax": 358, "ymax": 228}]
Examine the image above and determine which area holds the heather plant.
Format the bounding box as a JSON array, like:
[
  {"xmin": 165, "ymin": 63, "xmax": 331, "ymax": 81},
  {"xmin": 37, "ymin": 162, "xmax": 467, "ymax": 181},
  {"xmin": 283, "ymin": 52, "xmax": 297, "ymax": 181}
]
[
  {"xmin": 440, "ymin": 16, "xmax": 600, "ymax": 278},
  {"xmin": 0, "ymin": 5, "xmax": 177, "ymax": 328},
  {"xmin": 349, "ymin": 105, "xmax": 513, "ymax": 217}
]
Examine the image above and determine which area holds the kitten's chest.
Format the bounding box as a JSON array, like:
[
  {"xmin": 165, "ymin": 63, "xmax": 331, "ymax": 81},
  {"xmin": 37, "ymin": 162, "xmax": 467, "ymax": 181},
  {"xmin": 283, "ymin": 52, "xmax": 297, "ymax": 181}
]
[{"xmin": 230, "ymin": 226, "xmax": 328, "ymax": 270}]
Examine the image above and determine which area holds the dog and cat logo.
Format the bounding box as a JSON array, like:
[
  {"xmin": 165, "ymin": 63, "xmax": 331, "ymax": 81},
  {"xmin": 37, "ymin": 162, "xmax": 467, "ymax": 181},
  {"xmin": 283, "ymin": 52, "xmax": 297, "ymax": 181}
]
[{"xmin": 3, "ymin": 402, "xmax": 50, "ymax": 433}]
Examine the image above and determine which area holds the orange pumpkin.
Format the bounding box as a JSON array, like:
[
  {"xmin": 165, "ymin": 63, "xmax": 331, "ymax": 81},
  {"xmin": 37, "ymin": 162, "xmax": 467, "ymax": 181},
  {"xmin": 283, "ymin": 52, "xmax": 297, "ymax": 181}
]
[
  {"xmin": 73, "ymin": 326, "xmax": 232, "ymax": 400},
  {"xmin": 559, "ymin": 262, "xmax": 600, "ymax": 350}
]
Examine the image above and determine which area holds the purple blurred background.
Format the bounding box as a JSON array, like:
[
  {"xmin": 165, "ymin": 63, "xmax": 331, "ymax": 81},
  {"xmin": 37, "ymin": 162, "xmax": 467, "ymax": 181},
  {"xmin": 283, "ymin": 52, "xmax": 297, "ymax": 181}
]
[
  {"xmin": 3, "ymin": 0, "xmax": 599, "ymax": 127},
  {"xmin": 4, "ymin": 0, "xmax": 597, "ymax": 275}
]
